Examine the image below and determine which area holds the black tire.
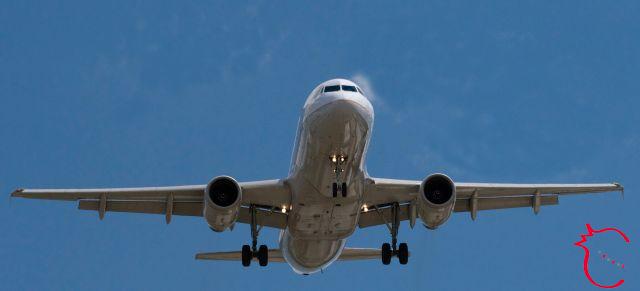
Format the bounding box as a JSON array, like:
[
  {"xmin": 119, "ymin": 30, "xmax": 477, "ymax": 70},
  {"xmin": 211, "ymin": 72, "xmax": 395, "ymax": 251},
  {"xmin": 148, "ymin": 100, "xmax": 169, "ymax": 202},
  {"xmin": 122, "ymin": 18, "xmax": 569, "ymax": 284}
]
[
  {"xmin": 381, "ymin": 243, "xmax": 392, "ymax": 265},
  {"xmin": 332, "ymin": 183, "xmax": 338, "ymax": 197},
  {"xmin": 341, "ymin": 182, "xmax": 347, "ymax": 197},
  {"xmin": 258, "ymin": 245, "xmax": 269, "ymax": 267},
  {"xmin": 241, "ymin": 245, "xmax": 252, "ymax": 267},
  {"xmin": 398, "ymin": 243, "xmax": 409, "ymax": 265}
]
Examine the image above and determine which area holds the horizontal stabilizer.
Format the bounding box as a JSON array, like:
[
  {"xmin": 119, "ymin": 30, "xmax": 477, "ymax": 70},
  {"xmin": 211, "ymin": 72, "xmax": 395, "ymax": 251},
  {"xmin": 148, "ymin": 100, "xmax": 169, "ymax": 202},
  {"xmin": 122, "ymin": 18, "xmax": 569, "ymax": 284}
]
[
  {"xmin": 196, "ymin": 249, "xmax": 285, "ymax": 263},
  {"xmin": 337, "ymin": 248, "xmax": 381, "ymax": 261},
  {"xmin": 195, "ymin": 248, "xmax": 383, "ymax": 263}
]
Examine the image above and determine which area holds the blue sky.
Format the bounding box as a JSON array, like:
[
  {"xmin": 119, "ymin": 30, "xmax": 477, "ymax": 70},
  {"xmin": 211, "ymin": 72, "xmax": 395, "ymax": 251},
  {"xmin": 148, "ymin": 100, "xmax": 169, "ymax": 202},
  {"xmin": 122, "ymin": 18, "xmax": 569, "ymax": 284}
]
[{"xmin": 1, "ymin": 1, "xmax": 638, "ymax": 290}]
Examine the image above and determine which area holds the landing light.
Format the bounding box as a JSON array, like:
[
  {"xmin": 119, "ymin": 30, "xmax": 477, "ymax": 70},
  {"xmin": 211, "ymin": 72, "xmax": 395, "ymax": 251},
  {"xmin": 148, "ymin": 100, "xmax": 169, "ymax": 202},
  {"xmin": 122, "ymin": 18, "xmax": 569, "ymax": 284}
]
[
  {"xmin": 281, "ymin": 206, "xmax": 287, "ymax": 213},
  {"xmin": 363, "ymin": 205, "xmax": 368, "ymax": 212}
]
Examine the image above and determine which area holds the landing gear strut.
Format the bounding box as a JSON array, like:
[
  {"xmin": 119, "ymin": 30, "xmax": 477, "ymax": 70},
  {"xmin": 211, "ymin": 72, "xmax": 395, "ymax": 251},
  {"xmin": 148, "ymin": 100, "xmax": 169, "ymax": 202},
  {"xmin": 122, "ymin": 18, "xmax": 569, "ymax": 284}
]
[
  {"xmin": 241, "ymin": 205, "xmax": 269, "ymax": 267},
  {"xmin": 378, "ymin": 203, "xmax": 409, "ymax": 265},
  {"xmin": 330, "ymin": 155, "xmax": 348, "ymax": 198}
]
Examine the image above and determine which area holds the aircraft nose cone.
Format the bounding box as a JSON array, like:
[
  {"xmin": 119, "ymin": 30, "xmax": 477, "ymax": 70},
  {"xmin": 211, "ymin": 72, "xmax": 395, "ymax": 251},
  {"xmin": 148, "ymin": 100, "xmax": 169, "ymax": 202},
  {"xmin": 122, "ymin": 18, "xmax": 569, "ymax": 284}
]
[
  {"xmin": 309, "ymin": 98, "xmax": 372, "ymax": 131},
  {"xmin": 329, "ymin": 99, "xmax": 365, "ymax": 117},
  {"xmin": 307, "ymin": 93, "xmax": 374, "ymax": 125}
]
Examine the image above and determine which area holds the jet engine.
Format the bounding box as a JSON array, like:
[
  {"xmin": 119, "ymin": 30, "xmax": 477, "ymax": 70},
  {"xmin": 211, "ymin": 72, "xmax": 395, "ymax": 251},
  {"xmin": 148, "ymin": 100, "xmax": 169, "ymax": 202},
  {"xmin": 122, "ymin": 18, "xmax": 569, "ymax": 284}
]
[
  {"xmin": 203, "ymin": 176, "xmax": 242, "ymax": 232},
  {"xmin": 417, "ymin": 173, "xmax": 456, "ymax": 229}
]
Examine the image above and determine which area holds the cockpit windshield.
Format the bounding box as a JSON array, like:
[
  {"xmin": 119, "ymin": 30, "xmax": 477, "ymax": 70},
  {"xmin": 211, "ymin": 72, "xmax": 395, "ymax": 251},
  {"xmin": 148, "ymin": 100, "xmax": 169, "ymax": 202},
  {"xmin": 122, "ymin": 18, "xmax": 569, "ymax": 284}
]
[
  {"xmin": 323, "ymin": 85, "xmax": 341, "ymax": 92},
  {"xmin": 322, "ymin": 84, "xmax": 362, "ymax": 94},
  {"xmin": 341, "ymin": 85, "xmax": 357, "ymax": 92}
]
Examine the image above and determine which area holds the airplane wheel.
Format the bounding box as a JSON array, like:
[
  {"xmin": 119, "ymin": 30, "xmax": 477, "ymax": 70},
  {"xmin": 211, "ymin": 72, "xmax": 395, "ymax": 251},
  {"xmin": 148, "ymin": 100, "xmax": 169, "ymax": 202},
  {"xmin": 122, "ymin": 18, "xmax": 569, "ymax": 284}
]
[
  {"xmin": 398, "ymin": 243, "xmax": 409, "ymax": 265},
  {"xmin": 381, "ymin": 243, "xmax": 392, "ymax": 265},
  {"xmin": 332, "ymin": 183, "xmax": 338, "ymax": 197},
  {"xmin": 258, "ymin": 245, "xmax": 269, "ymax": 267},
  {"xmin": 241, "ymin": 245, "xmax": 252, "ymax": 267},
  {"xmin": 341, "ymin": 182, "xmax": 347, "ymax": 197}
]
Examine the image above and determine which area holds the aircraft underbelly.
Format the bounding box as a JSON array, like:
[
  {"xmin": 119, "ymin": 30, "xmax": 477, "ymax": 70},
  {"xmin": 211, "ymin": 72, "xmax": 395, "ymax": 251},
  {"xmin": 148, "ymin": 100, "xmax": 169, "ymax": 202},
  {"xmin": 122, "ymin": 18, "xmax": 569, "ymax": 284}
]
[
  {"xmin": 282, "ymin": 93, "xmax": 374, "ymax": 274},
  {"xmin": 287, "ymin": 100, "xmax": 370, "ymax": 240}
]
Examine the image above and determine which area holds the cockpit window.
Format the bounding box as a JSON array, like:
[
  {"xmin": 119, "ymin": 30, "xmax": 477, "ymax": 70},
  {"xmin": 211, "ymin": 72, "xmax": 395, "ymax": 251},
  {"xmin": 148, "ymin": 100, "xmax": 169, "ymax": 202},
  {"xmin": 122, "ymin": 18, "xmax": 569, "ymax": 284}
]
[
  {"xmin": 341, "ymin": 85, "xmax": 357, "ymax": 92},
  {"xmin": 324, "ymin": 85, "xmax": 341, "ymax": 92},
  {"xmin": 357, "ymin": 87, "xmax": 364, "ymax": 94}
]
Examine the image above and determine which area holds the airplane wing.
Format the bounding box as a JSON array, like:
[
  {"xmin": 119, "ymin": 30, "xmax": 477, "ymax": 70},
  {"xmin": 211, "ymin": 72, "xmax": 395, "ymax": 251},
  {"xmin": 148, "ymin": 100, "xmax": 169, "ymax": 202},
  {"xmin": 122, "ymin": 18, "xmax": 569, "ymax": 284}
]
[
  {"xmin": 359, "ymin": 177, "xmax": 623, "ymax": 228},
  {"xmin": 11, "ymin": 179, "xmax": 291, "ymax": 228}
]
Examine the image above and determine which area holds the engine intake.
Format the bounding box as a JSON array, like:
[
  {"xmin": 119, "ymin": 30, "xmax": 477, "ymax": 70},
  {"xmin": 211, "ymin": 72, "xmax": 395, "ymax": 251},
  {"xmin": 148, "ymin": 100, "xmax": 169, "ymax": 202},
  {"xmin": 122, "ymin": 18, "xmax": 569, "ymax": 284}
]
[
  {"xmin": 204, "ymin": 176, "xmax": 241, "ymax": 232},
  {"xmin": 418, "ymin": 173, "xmax": 456, "ymax": 229}
]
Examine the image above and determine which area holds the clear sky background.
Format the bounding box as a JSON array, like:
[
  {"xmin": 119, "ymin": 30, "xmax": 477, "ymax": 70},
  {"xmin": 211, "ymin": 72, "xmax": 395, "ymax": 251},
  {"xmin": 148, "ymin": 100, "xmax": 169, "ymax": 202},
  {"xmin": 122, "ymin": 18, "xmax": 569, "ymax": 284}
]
[{"xmin": 1, "ymin": 1, "xmax": 638, "ymax": 290}]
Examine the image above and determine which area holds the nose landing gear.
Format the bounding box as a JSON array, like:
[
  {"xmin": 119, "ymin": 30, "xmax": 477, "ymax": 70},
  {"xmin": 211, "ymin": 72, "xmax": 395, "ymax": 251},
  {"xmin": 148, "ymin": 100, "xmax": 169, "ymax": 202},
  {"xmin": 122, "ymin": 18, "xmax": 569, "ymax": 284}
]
[
  {"xmin": 330, "ymin": 155, "xmax": 348, "ymax": 198},
  {"xmin": 331, "ymin": 182, "xmax": 348, "ymax": 198}
]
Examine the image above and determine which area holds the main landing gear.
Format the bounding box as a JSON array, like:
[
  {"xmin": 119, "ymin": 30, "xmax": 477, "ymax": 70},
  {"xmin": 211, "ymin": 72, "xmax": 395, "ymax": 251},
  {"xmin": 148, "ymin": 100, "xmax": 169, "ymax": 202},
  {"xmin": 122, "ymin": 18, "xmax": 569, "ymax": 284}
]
[
  {"xmin": 380, "ymin": 203, "xmax": 409, "ymax": 265},
  {"xmin": 330, "ymin": 154, "xmax": 348, "ymax": 198},
  {"xmin": 332, "ymin": 182, "xmax": 347, "ymax": 198},
  {"xmin": 241, "ymin": 205, "xmax": 269, "ymax": 267}
]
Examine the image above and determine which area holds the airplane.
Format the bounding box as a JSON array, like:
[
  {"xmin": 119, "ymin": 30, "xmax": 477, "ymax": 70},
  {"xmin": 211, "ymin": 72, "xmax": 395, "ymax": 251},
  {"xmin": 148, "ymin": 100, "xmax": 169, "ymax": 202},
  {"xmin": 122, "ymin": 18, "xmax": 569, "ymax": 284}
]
[{"xmin": 11, "ymin": 78, "xmax": 623, "ymax": 275}]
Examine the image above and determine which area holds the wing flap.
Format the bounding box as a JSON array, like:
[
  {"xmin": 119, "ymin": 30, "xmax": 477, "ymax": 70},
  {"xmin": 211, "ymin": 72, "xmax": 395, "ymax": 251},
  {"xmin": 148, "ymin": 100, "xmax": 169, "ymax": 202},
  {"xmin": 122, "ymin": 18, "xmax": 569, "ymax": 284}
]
[
  {"xmin": 453, "ymin": 195, "xmax": 558, "ymax": 212},
  {"xmin": 359, "ymin": 195, "xmax": 559, "ymax": 228},
  {"xmin": 78, "ymin": 200, "xmax": 288, "ymax": 228},
  {"xmin": 78, "ymin": 200, "xmax": 203, "ymax": 216}
]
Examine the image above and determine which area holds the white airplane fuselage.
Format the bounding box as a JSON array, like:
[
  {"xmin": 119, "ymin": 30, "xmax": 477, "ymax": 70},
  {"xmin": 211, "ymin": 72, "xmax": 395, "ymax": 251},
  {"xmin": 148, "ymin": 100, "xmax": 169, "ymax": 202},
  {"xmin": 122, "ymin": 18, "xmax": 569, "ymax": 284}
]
[{"xmin": 279, "ymin": 79, "xmax": 374, "ymax": 274}]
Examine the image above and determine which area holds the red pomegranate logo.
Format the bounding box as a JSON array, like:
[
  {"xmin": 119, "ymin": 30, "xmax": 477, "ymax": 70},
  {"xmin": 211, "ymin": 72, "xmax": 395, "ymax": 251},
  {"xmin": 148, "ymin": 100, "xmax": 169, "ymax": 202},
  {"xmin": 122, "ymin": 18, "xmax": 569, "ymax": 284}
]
[{"xmin": 574, "ymin": 224, "xmax": 631, "ymax": 288}]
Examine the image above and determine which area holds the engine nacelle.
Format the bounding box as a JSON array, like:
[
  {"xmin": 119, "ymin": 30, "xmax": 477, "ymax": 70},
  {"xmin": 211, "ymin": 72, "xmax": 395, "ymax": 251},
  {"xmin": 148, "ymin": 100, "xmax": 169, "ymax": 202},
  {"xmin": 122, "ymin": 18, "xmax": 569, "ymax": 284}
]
[
  {"xmin": 418, "ymin": 173, "xmax": 456, "ymax": 229},
  {"xmin": 203, "ymin": 176, "xmax": 242, "ymax": 232}
]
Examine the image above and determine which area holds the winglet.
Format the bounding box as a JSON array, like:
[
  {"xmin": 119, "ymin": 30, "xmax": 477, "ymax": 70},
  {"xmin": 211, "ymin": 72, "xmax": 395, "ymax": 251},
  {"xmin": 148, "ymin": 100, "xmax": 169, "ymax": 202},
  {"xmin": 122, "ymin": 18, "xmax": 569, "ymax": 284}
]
[
  {"xmin": 11, "ymin": 188, "xmax": 24, "ymax": 198},
  {"xmin": 613, "ymin": 182, "xmax": 624, "ymax": 200}
]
